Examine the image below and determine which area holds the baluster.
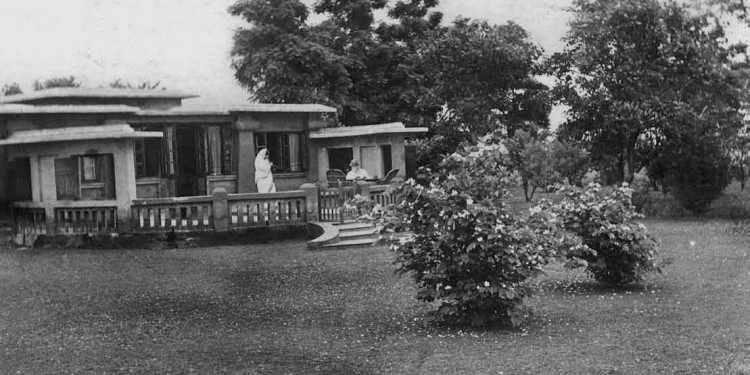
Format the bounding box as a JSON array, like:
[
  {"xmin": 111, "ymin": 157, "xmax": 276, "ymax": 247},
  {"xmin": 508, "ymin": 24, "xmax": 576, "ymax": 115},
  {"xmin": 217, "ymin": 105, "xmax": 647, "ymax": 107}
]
[
  {"xmin": 267, "ymin": 200, "xmax": 275, "ymax": 225},
  {"xmin": 196, "ymin": 205, "xmax": 204, "ymax": 229}
]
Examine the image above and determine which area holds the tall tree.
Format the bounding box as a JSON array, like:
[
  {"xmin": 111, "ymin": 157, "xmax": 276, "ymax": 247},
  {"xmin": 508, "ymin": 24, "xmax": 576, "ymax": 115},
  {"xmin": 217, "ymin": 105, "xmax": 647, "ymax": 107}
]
[
  {"xmin": 551, "ymin": 0, "xmax": 747, "ymax": 182},
  {"xmin": 229, "ymin": 0, "xmax": 351, "ymax": 107},
  {"xmin": 423, "ymin": 18, "xmax": 550, "ymax": 137}
]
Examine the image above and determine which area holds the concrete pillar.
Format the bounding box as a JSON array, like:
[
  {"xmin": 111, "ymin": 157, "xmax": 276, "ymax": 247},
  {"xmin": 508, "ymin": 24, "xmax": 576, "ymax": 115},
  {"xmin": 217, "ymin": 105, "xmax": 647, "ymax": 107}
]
[
  {"xmin": 38, "ymin": 156, "xmax": 57, "ymax": 234},
  {"xmin": 300, "ymin": 183, "xmax": 319, "ymax": 222},
  {"xmin": 212, "ymin": 187, "xmax": 229, "ymax": 232},
  {"xmin": 114, "ymin": 141, "xmax": 137, "ymax": 224},
  {"xmin": 236, "ymin": 130, "xmax": 256, "ymax": 193}
]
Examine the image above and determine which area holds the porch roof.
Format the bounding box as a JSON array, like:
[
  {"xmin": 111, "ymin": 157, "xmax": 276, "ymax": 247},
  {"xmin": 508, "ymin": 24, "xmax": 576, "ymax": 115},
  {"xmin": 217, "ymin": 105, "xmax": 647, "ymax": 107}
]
[
  {"xmin": 0, "ymin": 124, "xmax": 162, "ymax": 146},
  {"xmin": 0, "ymin": 88, "xmax": 199, "ymax": 104},
  {"xmin": 308, "ymin": 122, "xmax": 428, "ymax": 139},
  {"xmin": 0, "ymin": 104, "xmax": 140, "ymax": 114},
  {"xmin": 228, "ymin": 104, "xmax": 337, "ymax": 113}
]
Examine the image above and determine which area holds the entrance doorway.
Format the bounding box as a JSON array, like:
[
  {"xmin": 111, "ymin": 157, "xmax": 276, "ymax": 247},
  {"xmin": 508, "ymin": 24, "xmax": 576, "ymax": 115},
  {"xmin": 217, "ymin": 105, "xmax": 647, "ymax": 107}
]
[{"xmin": 175, "ymin": 127, "xmax": 206, "ymax": 197}]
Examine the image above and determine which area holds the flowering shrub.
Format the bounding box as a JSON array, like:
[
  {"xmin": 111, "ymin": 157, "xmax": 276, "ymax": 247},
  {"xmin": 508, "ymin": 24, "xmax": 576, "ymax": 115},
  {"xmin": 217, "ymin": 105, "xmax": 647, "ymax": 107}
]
[
  {"xmin": 385, "ymin": 139, "xmax": 585, "ymax": 327},
  {"xmin": 547, "ymin": 183, "xmax": 660, "ymax": 286},
  {"xmin": 343, "ymin": 194, "xmax": 376, "ymax": 220}
]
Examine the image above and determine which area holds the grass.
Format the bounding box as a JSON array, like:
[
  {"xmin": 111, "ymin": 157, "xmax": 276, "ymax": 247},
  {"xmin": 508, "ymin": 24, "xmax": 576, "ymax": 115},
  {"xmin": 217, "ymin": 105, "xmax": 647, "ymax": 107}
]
[{"xmin": 1, "ymin": 220, "xmax": 750, "ymax": 374}]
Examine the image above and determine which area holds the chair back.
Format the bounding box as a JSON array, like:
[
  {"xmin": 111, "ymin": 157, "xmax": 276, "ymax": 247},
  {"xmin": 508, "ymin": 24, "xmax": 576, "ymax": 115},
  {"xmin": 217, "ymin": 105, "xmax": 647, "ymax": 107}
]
[
  {"xmin": 378, "ymin": 169, "xmax": 399, "ymax": 184},
  {"xmin": 326, "ymin": 169, "xmax": 346, "ymax": 187}
]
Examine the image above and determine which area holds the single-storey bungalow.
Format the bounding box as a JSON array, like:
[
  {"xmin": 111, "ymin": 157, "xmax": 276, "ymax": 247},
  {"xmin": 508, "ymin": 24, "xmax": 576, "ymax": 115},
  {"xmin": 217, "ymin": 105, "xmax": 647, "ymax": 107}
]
[{"xmin": 0, "ymin": 88, "xmax": 426, "ymax": 231}]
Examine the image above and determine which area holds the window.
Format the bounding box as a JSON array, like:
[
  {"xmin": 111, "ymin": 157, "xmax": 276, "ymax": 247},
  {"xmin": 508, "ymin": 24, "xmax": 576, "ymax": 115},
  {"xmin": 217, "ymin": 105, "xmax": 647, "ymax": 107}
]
[
  {"xmin": 254, "ymin": 132, "xmax": 307, "ymax": 173},
  {"xmin": 381, "ymin": 145, "xmax": 392, "ymax": 173},
  {"xmin": 327, "ymin": 147, "xmax": 353, "ymax": 172},
  {"xmin": 135, "ymin": 125, "xmax": 234, "ymax": 178},
  {"xmin": 8, "ymin": 157, "xmax": 32, "ymax": 201},
  {"xmin": 205, "ymin": 125, "xmax": 234, "ymax": 175},
  {"xmin": 134, "ymin": 136, "xmax": 162, "ymax": 178},
  {"xmin": 55, "ymin": 154, "xmax": 115, "ymax": 200}
]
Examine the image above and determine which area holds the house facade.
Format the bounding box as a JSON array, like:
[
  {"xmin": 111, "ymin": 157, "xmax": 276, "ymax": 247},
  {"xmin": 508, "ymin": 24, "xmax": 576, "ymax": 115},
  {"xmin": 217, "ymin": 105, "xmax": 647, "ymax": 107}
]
[{"xmin": 0, "ymin": 88, "xmax": 426, "ymax": 229}]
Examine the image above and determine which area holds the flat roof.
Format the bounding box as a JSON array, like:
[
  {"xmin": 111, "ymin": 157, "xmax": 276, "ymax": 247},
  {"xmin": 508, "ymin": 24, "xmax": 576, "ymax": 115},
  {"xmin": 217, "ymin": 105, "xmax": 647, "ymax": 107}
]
[
  {"xmin": 228, "ymin": 103, "xmax": 337, "ymax": 113},
  {"xmin": 135, "ymin": 109, "xmax": 231, "ymax": 116},
  {"xmin": 0, "ymin": 124, "xmax": 162, "ymax": 146},
  {"xmin": 309, "ymin": 122, "xmax": 428, "ymax": 139},
  {"xmin": 0, "ymin": 104, "xmax": 140, "ymax": 114},
  {"xmin": 0, "ymin": 88, "xmax": 199, "ymax": 104}
]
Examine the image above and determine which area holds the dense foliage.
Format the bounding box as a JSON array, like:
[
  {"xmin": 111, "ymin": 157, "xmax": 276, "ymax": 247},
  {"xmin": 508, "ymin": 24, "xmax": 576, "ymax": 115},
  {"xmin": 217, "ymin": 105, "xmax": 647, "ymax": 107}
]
[
  {"xmin": 664, "ymin": 139, "xmax": 732, "ymax": 215},
  {"xmin": 384, "ymin": 141, "xmax": 585, "ymax": 327},
  {"xmin": 229, "ymin": 0, "xmax": 550, "ymax": 166},
  {"xmin": 551, "ymin": 0, "xmax": 747, "ymax": 186},
  {"xmin": 546, "ymin": 184, "xmax": 660, "ymax": 286}
]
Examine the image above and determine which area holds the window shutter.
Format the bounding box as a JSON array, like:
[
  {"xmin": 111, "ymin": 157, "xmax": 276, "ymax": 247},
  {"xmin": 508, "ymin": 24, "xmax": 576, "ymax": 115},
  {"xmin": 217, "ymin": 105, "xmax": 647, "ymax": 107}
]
[
  {"xmin": 102, "ymin": 154, "xmax": 116, "ymax": 199},
  {"xmin": 162, "ymin": 126, "xmax": 176, "ymax": 176},
  {"xmin": 208, "ymin": 126, "xmax": 222, "ymax": 175},
  {"xmin": 55, "ymin": 157, "xmax": 80, "ymax": 200}
]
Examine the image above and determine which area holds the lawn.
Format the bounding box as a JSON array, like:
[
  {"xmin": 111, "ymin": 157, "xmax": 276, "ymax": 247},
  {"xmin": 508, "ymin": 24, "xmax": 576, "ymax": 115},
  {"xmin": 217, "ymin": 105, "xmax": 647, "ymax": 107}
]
[{"xmin": 1, "ymin": 220, "xmax": 750, "ymax": 374}]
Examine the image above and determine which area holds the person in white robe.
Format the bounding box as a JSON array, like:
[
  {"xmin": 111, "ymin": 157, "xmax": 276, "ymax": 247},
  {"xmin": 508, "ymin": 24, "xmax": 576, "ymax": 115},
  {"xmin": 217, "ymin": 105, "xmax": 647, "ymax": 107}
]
[{"xmin": 255, "ymin": 148, "xmax": 277, "ymax": 193}]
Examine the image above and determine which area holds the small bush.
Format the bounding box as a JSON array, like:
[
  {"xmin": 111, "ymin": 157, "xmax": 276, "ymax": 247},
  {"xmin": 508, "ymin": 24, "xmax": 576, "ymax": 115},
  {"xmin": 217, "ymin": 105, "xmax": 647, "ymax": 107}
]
[{"xmin": 548, "ymin": 184, "xmax": 660, "ymax": 286}]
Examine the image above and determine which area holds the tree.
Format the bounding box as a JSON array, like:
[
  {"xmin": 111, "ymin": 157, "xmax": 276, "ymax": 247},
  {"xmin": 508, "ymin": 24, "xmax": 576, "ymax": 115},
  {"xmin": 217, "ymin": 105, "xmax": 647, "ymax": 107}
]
[
  {"xmin": 229, "ymin": 0, "xmax": 547, "ymax": 145},
  {"xmin": 727, "ymin": 124, "xmax": 750, "ymax": 190},
  {"xmin": 1, "ymin": 82, "xmax": 23, "ymax": 96},
  {"xmin": 551, "ymin": 0, "xmax": 746, "ymax": 183},
  {"xmin": 33, "ymin": 76, "xmax": 81, "ymax": 90},
  {"xmin": 422, "ymin": 18, "xmax": 550, "ymax": 137},
  {"xmin": 550, "ymin": 140, "xmax": 589, "ymax": 187},
  {"xmin": 505, "ymin": 130, "xmax": 561, "ymax": 201},
  {"xmin": 229, "ymin": 0, "xmax": 351, "ymax": 107}
]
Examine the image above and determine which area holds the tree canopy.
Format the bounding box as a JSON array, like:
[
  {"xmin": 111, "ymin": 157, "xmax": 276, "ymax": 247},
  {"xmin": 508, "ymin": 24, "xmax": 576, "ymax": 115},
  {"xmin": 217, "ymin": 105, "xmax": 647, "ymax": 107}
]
[
  {"xmin": 229, "ymin": 0, "xmax": 549, "ymax": 143},
  {"xmin": 550, "ymin": 0, "xmax": 747, "ymax": 183}
]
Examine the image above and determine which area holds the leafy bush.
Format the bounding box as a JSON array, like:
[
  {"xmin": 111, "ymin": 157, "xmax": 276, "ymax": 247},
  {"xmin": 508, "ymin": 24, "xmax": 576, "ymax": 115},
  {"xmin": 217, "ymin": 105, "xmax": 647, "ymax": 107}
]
[
  {"xmin": 389, "ymin": 180, "xmax": 580, "ymax": 327},
  {"xmin": 547, "ymin": 184, "xmax": 660, "ymax": 286},
  {"xmin": 385, "ymin": 140, "xmax": 584, "ymax": 327},
  {"xmin": 666, "ymin": 141, "xmax": 731, "ymax": 215}
]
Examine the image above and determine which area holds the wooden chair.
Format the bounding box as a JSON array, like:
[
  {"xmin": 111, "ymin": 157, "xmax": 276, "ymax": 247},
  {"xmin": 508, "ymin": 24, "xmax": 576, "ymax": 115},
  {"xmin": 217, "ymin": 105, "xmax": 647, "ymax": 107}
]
[
  {"xmin": 326, "ymin": 169, "xmax": 346, "ymax": 187},
  {"xmin": 377, "ymin": 169, "xmax": 399, "ymax": 184}
]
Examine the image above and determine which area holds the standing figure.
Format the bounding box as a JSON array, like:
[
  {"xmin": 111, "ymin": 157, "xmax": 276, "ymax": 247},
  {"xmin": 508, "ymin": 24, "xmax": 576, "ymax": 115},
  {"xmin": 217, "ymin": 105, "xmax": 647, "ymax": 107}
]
[{"xmin": 255, "ymin": 148, "xmax": 277, "ymax": 193}]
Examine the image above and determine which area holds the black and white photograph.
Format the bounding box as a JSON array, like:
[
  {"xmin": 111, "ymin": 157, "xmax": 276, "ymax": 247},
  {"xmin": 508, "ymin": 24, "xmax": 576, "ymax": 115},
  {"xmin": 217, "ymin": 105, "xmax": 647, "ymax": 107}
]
[{"xmin": 1, "ymin": 0, "xmax": 749, "ymax": 373}]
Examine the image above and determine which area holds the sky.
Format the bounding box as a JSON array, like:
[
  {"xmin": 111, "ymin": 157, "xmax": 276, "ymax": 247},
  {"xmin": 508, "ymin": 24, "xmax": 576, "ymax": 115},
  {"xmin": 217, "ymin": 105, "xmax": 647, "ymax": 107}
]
[{"xmin": 0, "ymin": 0, "xmax": 574, "ymax": 121}]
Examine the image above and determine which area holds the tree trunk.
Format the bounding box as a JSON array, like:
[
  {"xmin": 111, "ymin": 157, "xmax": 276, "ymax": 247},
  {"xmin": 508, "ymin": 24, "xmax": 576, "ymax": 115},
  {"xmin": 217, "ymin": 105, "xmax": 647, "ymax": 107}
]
[
  {"xmin": 622, "ymin": 134, "xmax": 637, "ymax": 184},
  {"xmin": 523, "ymin": 180, "xmax": 531, "ymax": 202}
]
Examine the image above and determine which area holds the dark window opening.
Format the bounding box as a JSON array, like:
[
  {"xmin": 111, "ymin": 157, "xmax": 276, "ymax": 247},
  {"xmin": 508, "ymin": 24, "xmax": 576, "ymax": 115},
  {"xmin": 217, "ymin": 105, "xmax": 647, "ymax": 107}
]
[
  {"xmin": 135, "ymin": 136, "xmax": 163, "ymax": 178},
  {"xmin": 327, "ymin": 147, "xmax": 354, "ymax": 172},
  {"xmin": 381, "ymin": 145, "xmax": 392, "ymax": 173},
  {"xmin": 9, "ymin": 157, "xmax": 32, "ymax": 201}
]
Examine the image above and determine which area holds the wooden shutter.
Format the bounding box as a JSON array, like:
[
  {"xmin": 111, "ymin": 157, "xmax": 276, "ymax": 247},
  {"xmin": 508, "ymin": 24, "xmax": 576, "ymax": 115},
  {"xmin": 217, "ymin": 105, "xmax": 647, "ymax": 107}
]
[
  {"xmin": 55, "ymin": 157, "xmax": 79, "ymax": 200},
  {"xmin": 102, "ymin": 154, "xmax": 116, "ymax": 199},
  {"xmin": 162, "ymin": 126, "xmax": 176, "ymax": 176}
]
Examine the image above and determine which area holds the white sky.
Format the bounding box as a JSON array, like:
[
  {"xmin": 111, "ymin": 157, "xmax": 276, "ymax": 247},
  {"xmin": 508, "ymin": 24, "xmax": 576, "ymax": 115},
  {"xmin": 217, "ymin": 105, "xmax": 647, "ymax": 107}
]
[{"xmin": 0, "ymin": 0, "xmax": 575, "ymax": 123}]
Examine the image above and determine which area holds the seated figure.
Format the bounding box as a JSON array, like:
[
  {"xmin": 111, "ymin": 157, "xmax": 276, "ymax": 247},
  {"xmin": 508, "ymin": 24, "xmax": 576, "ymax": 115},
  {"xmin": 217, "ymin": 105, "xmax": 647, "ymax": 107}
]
[{"xmin": 345, "ymin": 159, "xmax": 370, "ymax": 181}]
